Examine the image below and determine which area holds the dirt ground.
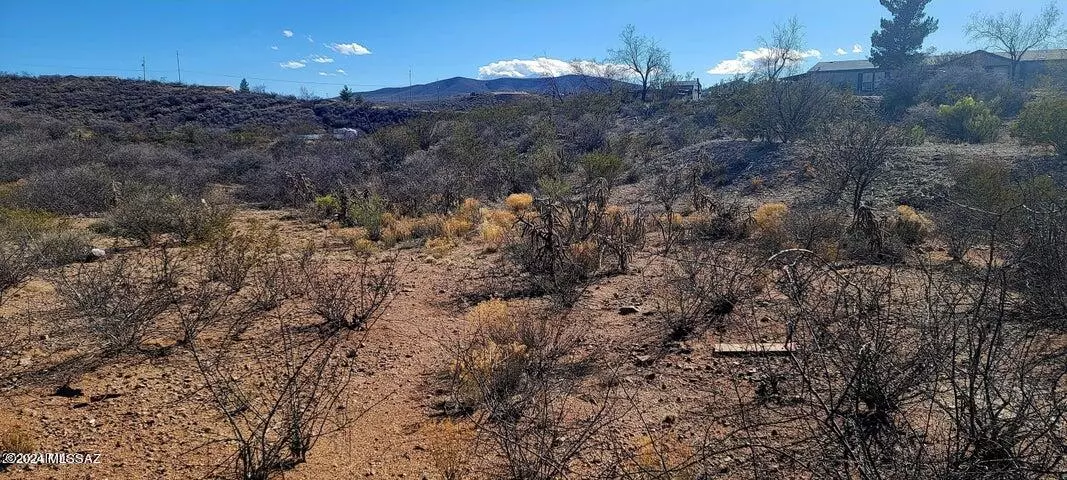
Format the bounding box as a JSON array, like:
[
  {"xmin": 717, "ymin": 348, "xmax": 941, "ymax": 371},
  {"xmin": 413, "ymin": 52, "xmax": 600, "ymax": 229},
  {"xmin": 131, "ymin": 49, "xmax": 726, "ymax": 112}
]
[{"xmin": 0, "ymin": 207, "xmax": 799, "ymax": 480}]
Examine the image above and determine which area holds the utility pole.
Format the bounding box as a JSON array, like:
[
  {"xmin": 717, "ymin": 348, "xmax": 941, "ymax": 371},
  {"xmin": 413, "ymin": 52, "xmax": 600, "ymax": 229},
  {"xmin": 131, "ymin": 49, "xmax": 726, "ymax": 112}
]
[
  {"xmin": 141, "ymin": 57, "xmax": 146, "ymax": 81},
  {"xmin": 176, "ymin": 51, "xmax": 181, "ymax": 83}
]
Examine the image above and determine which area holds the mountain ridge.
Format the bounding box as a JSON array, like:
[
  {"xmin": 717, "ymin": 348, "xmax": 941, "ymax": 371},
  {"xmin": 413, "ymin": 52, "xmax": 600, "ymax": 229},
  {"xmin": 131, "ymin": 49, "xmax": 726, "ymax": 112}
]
[{"xmin": 357, "ymin": 74, "xmax": 636, "ymax": 102}]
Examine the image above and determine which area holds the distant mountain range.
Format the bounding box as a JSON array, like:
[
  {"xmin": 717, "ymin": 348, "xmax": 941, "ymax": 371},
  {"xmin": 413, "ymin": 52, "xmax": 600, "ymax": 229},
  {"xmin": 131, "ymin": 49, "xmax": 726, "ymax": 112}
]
[{"xmin": 358, "ymin": 75, "xmax": 636, "ymax": 102}]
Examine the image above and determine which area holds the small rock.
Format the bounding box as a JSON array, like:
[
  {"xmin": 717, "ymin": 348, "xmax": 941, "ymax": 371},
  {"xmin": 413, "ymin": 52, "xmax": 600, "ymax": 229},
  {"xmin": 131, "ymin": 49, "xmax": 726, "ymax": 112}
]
[
  {"xmin": 618, "ymin": 305, "xmax": 641, "ymax": 315},
  {"xmin": 633, "ymin": 354, "xmax": 654, "ymax": 367}
]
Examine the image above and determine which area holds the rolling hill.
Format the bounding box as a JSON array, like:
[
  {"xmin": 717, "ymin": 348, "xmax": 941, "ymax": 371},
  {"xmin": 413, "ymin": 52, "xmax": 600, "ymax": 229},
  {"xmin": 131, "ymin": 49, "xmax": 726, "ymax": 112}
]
[{"xmin": 358, "ymin": 74, "xmax": 636, "ymax": 102}]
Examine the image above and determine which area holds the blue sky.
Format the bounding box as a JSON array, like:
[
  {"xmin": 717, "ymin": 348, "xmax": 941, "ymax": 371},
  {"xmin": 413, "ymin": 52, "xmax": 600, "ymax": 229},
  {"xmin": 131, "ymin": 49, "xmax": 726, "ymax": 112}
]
[{"xmin": 0, "ymin": 0, "xmax": 1055, "ymax": 95}]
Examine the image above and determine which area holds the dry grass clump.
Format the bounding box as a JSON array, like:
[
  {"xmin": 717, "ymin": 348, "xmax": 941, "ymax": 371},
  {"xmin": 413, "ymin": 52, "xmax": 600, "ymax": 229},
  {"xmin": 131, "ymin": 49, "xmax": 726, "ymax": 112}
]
[
  {"xmin": 624, "ymin": 434, "xmax": 700, "ymax": 479},
  {"xmin": 752, "ymin": 202, "xmax": 787, "ymax": 231},
  {"xmin": 752, "ymin": 202, "xmax": 790, "ymax": 252},
  {"xmin": 505, "ymin": 193, "xmax": 534, "ymax": 212},
  {"xmin": 887, "ymin": 205, "xmax": 933, "ymax": 246},
  {"xmin": 442, "ymin": 216, "xmax": 474, "ymax": 239},
  {"xmin": 484, "ymin": 208, "xmax": 517, "ymax": 228},
  {"xmin": 479, "ymin": 222, "xmax": 506, "ymax": 252},
  {"xmin": 424, "ymin": 419, "xmax": 477, "ymax": 480},
  {"xmin": 425, "ymin": 236, "xmax": 456, "ymax": 258},
  {"xmin": 0, "ymin": 424, "xmax": 36, "ymax": 455}
]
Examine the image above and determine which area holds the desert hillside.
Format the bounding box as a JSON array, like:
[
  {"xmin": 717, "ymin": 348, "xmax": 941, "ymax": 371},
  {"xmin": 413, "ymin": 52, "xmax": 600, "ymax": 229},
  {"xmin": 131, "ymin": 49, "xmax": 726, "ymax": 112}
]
[{"xmin": 1, "ymin": 9, "xmax": 1067, "ymax": 477}]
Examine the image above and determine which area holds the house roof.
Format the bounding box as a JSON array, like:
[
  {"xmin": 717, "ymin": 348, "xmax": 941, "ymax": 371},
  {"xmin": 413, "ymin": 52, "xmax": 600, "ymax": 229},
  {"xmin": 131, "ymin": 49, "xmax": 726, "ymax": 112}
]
[
  {"xmin": 807, "ymin": 60, "xmax": 876, "ymax": 72},
  {"xmin": 804, "ymin": 49, "xmax": 1067, "ymax": 73},
  {"xmin": 1001, "ymin": 49, "xmax": 1067, "ymax": 61}
]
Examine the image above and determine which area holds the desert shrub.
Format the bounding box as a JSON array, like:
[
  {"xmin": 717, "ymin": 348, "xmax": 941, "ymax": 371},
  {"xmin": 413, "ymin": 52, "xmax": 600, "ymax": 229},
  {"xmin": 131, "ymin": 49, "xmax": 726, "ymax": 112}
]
[
  {"xmin": 371, "ymin": 124, "xmax": 418, "ymax": 169},
  {"xmin": 425, "ymin": 419, "xmax": 476, "ymax": 480},
  {"xmin": 0, "ymin": 423, "xmax": 36, "ymax": 461},
  {"xmin": 937, "ymin": 97, "xmax": 1000, "ymax": 144},
  {"xmin": 620, "ymin": 434, "xmax": 702, "ymax": 480},
  {"xmin": 204, "ymin": 222, "xmax": 280, "ymax": 293},
  {"xmin": 920, "ymin": 67, "xmax": 1026, "ymax": 117},
  {"xmin": 479, "ymin": 222, "xmax": 506, "ymax": 252},
  {"xmin": 656, "ymin": 248, "xmax": 758, "ymax": 340},
  {"xmin": 716, "ymin": 77, "xmax": 837, "ymax": 143},
  {"xmin": 1013, "ymin": 94, "xmax": 1067, "ymax": 155},
  {"xmin": 14, "ymin": 163, "xmax": 116, "ymax": 214},
  {"xmin": 106, "ymin": 184, "xmax": 233, "ymax": 246},
  {"xmin": 783, "ymin": 207, "xmax": 847, "ymax": 260},
  {"xmin": 687, "ymin": 196, "xmax": 753, "ymax": 241},
  {"xmin": 886, "ymin": 205, "xmax": 932, "ymax": 246},
  {"xmin": 752, "ymin": 202, "xmax": 789, "ymax": 252},
  {"xmin": 567, "ymin": 113, "xmax": 609, "ymax": 154},
  {"xmin": 344, "ymin": 193, "xmax": 387, "ymax": 241},
  {"xmin": 442, "ymin": 216, "xmax": 474, "ymax": 239},
  {"xmin": 509, "ymin": 184, "xmax": 615, "ymax": 305},
  {"xmin": 0, "ymin": 209, "xmax": 88, "ymax": 298},
  {"xmin": 445, "ymin": 301, "xmax": 610, "ymax": 479},
  {"xmin": 312, "ymin": 194, "xmax": 342, "ymax": 220},
  {"xmin": 191, "ymin": 313, "xmax": 353, "ymax": 480},
  {"xmin": 303, "ymin": 253, "xmax": 399, "ymax": 331},
  {"xmin": 879, "ymin": 68, "xmax": 925, "ymax": 119},
  {"xmin": 904, "ymin": 125, "xmax": 926, "ymax": 145},
  {"xmin": 504, "ymin": 193, "xmax": 534, "ymax": 212},
  {"xmin": 52, "ymin": 252, "xmax": 175, "ymax": 354},
  {"xmin": 448, "ymin": 300, "xmax": 585, "ymax": 413},
  {"xmin": 578, "ymin": 152, "xmax": 626, "ymax": 188},
  {"xmin": 425, "ymin": 236, "xmax": 456, "ymax": 258},
  {"xmin": 809, "ymin": 116, "xmax": 902, "ymax": 218},
  {"xmin": 598, "ymin": 207, "xmax": 646, "ymax": 273}
]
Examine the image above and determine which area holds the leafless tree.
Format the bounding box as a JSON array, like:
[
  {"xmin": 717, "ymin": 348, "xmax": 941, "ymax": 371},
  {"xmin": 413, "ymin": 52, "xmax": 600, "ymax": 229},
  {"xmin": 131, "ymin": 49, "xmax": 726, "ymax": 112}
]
[
  {"xmin": 808, "ymin": 116, "xmax": 903, "ymax": 219},
  {"xmin": 966, "ymin": 1, "xmax": 1065, "ymax": 80},
  {"xmin": 757, "ymin": 16, "xmax": 808, "ymax": 81},
  {"xmin": 569, "ymin": 58, "xmax": 629, "ymax": 95},
  {"xmin": 609, "ymin": 24, "xmax": 672, "ymax": 102}
]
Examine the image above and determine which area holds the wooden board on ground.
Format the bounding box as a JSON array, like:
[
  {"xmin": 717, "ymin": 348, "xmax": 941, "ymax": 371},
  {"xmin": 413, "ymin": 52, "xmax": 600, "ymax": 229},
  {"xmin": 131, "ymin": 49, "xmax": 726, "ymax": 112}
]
[{"xmin": 712, "ymin": 342, "xmax": 794, "ymax": 356}]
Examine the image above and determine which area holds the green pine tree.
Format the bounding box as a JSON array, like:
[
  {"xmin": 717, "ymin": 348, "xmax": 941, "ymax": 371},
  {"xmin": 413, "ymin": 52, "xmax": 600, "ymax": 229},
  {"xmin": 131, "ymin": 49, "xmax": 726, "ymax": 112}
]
[
  {"xmin": 870, "ymin": 0, "xmax": 939, "ymax": 70},
  {"xmin": 339, "ymin": 85, "xmax": 354, "ymax": 101},
  {"xmin": 239, "ymin": 78, "xmax": 250, "ymax": 93}
]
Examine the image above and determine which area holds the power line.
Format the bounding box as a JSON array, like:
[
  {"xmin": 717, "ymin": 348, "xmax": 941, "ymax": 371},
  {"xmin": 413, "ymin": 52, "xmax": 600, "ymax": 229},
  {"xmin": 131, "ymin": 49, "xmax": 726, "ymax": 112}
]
[{"xmin": 1, "ymin": 61, "xmax": 397, "ymax": 88}]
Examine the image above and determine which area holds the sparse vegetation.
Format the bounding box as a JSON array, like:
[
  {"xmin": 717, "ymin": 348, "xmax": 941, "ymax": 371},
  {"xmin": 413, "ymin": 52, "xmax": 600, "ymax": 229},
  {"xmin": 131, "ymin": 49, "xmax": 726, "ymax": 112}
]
[{"xmin": 2, "ymin": 6, "xmax": 1067, "ymax": 477}]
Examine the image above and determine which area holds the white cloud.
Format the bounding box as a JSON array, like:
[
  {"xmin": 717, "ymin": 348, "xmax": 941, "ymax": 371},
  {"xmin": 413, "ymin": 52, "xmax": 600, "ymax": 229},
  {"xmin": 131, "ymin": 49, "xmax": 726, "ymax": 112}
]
[
  {"xmin": 270, "ymin": 45, "xmax": 279, "ymax": 51},
  {"xmin": 279, "ymin": 60, "xmax": 306, "ymax": 69},
  {"xmin": 835, "ymin": 48, "xmax": 847, "ymax": 56},
  {"xmin": 318, "ymin": 72, "xmax": 331, "ymax": 76},
  {"xmin": 282, "ymin": 30, "xmax": 293, "ymax": 38},
  {"xmin": 852, "ymin": 44, "xmax": 863, "ymax": 53},
  {"xmin": 308, "ymin": 55, "xmax": 333, "ymax": 63},
  {"xmin": 477, "ymin": 57, "xmax": 627, "ymax": 79},
  {"xmin": 306, "ymin": 35, "xmax": 314, "ymax": 43},
  {"xmin": 707, "ymin": 47, "xmax": 822, "ymax": 75},
  {"xmin": 318, "ymin": 68, "xmax": 348, "ymax": 77},
  {"xmin": 327, "ymin": 42, "xmax": 371, "ymax": 55},
  {"xmin": 336, "ymin": 69, "xmax": 346, "ymax": 75}
]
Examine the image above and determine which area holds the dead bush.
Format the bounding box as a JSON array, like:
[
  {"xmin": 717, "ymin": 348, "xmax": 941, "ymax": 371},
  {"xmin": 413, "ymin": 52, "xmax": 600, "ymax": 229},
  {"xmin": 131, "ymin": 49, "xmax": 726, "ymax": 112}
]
[
  {"xmin": 509, "ymin": 182, "xmax": 610, "ymax": 305},
  {"xmin": 808, "ymin": 116, "xmax": 902, "ymax": 218},
  {"xmin": 655, "ymin": 248, "xmax": 760, "ymax": 340},
  {"xmin": 598, "ymin": 207, "xmax": 647, "ymax": 273},
  {"xmin": 304, "ymin": 253, "xmax": 400, "ymax": 330},
  {"xmin": 105, "ymin": 184, "xmax": 233, "ymax": 246},
  {"xmin": 782, "ymin": 206, "xmax": 847, "ymax": 260},
  {"xmin": 204, "ymin": 222, "xmax": 280, "ymax": 293},
  {"xmin": 190, "ymin": 313, "xmax": 356, "ymax": 480},
  {"xmin": 446, "ymin": 302, "xmax": 616, "ymax": 478},
  {"xmin": 52, "ymin": 251, "xmax": 176, "ymax": 355}
]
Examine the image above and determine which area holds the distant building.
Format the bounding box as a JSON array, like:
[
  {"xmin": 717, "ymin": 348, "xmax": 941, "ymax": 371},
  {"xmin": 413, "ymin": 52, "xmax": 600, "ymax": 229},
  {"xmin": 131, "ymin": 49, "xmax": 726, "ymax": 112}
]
[
  {"xmin": 665, "ymin": 79, "xmax": 702, "ymax": 100},
  {"xmin": 786, "ymin": 49, "xmax": 1067, "ymax": 94}
]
